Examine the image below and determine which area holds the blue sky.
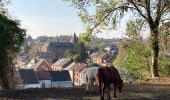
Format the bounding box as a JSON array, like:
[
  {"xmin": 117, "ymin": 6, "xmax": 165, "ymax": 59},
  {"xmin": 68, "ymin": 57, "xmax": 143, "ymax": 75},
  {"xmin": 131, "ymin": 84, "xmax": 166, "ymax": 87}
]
[
  {"xmin": 7, "ymin": 0, "xmax": 84, "ymax": 38},
  {"xmin": 7, "ymin": 0, "xmax": 127, "ymax": 39}
]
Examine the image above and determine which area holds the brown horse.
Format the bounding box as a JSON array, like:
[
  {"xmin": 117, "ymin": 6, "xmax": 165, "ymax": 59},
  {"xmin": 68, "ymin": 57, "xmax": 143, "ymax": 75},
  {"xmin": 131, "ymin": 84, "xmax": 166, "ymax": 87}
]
[{"xmin": 96, "ymin": 66, "xmax": 123, "ymax": 100}]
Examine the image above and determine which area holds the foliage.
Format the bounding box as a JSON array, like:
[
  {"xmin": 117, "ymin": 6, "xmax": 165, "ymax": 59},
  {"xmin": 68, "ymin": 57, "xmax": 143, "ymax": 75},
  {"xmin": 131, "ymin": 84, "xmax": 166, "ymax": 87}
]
[
  {"xmin": 114, "ymin": 21, "xmax": 151, "ymax": 79},
  {"xmin": 91, "ymin": 63, "xmax": 100, "ymax": 67},
  {"xmin": 159, "ymin": 21, "xmax": 170, "ymax": 52},
  {"xmin": 115, "ymin": 20, "xmax": 170, "ymax": 79},
  {"xmin": 67, "ymin": 41, "xmax": 88, "ymax": 63},
  {"xmin": 0, "ymin": 9, "xmax": 26, "ymax": 89},
  {"xmin": 64, "ymin": 0, "xmax": 170, "ymax": 77},
  {"xmin": 158, "ymin": 51, "xmax": 170, "ymax": 76}
]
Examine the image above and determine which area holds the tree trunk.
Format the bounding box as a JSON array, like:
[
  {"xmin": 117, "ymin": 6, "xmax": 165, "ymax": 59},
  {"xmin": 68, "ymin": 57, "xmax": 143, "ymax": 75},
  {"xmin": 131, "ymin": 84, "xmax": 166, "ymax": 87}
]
[
  {"xmin": 0, "ymin": 50, "xmax": 10, "ymax": 90},
  {"xmin": 1, "ymin": 71, "xmax": 10, "ymax": 89},
  {"xmin": 150, "ymin": 27, "xmax": 160, "ymax": 78},
  {"xmin": 0, "ymin": 68, "xmax": 10, "ymax": 89}
]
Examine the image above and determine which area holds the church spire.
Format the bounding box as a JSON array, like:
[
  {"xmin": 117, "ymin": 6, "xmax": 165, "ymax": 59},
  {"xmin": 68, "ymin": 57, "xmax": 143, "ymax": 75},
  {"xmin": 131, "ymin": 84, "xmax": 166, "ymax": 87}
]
[{"xmin": 70, "ymin": 32, "xmax": 78, "ymax": 44}]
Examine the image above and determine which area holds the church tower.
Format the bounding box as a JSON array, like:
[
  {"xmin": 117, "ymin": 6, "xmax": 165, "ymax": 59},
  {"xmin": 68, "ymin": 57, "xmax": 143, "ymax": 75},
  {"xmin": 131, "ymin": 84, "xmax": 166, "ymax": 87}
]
[{"xmin": 70, "ymin": 32, "xmax": 78, "ymax": 44}]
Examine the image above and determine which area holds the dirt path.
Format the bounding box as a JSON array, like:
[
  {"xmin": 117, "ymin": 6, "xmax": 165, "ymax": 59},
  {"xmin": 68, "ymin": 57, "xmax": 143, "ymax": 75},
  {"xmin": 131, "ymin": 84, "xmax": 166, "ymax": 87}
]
[{"xmin": 0, "ymin": 78, "xmax": 170, "ymax": 100}]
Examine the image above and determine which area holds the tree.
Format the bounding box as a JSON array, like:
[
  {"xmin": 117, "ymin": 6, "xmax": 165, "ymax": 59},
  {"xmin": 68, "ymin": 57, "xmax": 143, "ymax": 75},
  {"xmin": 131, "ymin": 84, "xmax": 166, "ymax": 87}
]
[
  {"xmin": 64, "ymin": 0, "xmax": 170, "ymax": 77},
  {"xmin": 67, "ymin": 41, "xmax": 88, "ymax": 63},
  {"xmin": 0, "ymin": 1, "xmax": 26, "ymax": 89},
  {"xmin": 114, "ymin": 21, "xmax": 152, "ymax": 79}
]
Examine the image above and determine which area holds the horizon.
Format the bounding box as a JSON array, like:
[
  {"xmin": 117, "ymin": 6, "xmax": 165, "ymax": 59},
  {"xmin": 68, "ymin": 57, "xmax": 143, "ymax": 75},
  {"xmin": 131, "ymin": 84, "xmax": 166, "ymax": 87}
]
[{"xmin": 7, "ymin": 0, "xmax": 128, "ymax": 39}]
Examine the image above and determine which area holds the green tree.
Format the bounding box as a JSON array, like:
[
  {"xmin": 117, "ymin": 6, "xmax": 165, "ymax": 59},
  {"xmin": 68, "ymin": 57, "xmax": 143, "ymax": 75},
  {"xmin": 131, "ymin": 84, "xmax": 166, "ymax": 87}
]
[
  {"xmin": 67, "ymin": 42, "xmax": 88, "ymax": 63},
  {"xmin": 64, "ymin": 0, "xmax": 170, "ymax": 77},
  {"xmin": 158, "ymin": 21, "xmax": 170, "ymax": 76},
  {"xmin": 115, "ymin": 21, "xmax": 152, "ymax": 79},
  {"xmin": 0, "ymin": 2, "xmax": 26, "ymax": 89}
]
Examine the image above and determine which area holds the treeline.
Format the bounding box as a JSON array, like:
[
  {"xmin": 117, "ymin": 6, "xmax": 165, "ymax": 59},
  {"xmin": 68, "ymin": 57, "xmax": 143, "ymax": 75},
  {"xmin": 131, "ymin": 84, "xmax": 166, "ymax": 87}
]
[{"xmin": 114, "ymin": 21, "xmax": 170, "ymax": 79}]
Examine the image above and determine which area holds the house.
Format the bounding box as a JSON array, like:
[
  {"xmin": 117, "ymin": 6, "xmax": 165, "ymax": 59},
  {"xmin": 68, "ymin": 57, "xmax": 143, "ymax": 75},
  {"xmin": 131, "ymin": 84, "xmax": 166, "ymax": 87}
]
[
  {"xmin": 63, "ymin": 62, "xmax": 76, "ymax": 81},
  {"xmin": 49, "ymin": 70, "xmax": 72, "ymax": 88},
  {"xmin": 47, "ymin": 42, "xmax": 76, "ymax": 59},
  {"xmin": 71, "ymin": 63, "xmax": 88, "ymax": 86},
  {"xmin": 25, "ymin": 58, "xmax": 38, "ymax": 69},
  {"xmin": 51, "ymin": 58, "xmax": 72, "ymax": 71},
  {"xmin": 35, "ymin": 52, "xmax": 55, "ymax": 64},
  {"xmin": 31, "ymin": 42, "xmax": 44, "ymax": 53},
  {"xmin": 18, "ymin": 69, "xmax": 40, "ymax": 89},
  {"xmin": 105, "ymin": 45, "xmax": 119, "ymax": 56},
  {"xmin": 40, "ymin": 33, "xmax": 78, "ymax": 60},
  {"xmin": 15, "ymin": 54, "xmax": 31, "ymax": 68},
  {"xmin": 78, "ymin": 68, "xmax": 87, "ymax": 85},
  {"xmin": 103, "ymin": 45, "xmax": 119, "ymax": 63},
  {"xmin": 36, "ymin": 70, "xmax": 52, "ymax": 88},
  {"xmin": 91, "ymin": 51, "xmax": 109, "ymax": 64},
  {"xmin": 32, "ymin": 59, "xmax": 52, "ymax": 71}
]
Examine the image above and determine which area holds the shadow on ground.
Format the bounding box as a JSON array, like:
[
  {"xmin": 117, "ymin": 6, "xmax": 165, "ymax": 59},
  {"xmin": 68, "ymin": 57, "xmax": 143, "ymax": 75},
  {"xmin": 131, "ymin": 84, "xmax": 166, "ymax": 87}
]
[{"xmin": 0, "ymin": 80, "xmax": 170, "ymax": 100}]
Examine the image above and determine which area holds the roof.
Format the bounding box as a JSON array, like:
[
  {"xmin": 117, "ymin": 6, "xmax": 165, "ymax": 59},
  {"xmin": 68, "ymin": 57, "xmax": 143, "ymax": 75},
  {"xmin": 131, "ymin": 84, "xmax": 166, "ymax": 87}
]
[
  {"xmin": 36, "ymin": 52, "xmax": 54, "ymax": 58},
  {"xmin": 52, "ymin": 58, "xmax": 65, "ymax": 66},
  {"xmin": 52, "ymin": 58, "xmax": 72, "ymax": 69},
  {"xmin": 18, "ymin": 69, "xmax": 39, "ymax": 84},
  {"xmin": 49, "ymin": 42, "xmax": 76, "ymax": 49},
  {"xmin": 80, "ymin": 68, "xmax": 87, "ymax": 74},
  {"xmin": 93, "ymin": 52, "xmax": 108, "ymax": 58},
  {"xmin": 63, "ymin": 62, "xmax": 76, "ymax": 70},
  {"xmin": 72, "ymin": 63, "xmax": 88, "ymax": 72},
  {"xmin": 49, "ymin": 70, "xmax": 72, "ymax": 82},
  {"xmin": 34, "ymin": 59, "xmax": 50, "ymax": 69},
  {"xmin": 36, "ymin": 70, "xmax": 52, "ymax": 80},
  {"xmin": 18, "ymin": 54, "xmax": 30, "ymax": 62}
]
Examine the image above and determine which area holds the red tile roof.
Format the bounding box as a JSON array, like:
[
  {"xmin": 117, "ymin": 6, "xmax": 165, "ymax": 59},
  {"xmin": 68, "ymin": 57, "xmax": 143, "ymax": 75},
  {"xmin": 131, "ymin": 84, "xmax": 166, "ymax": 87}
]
[
  {"xmin": 80, "ymin": 68, "xmax": 87, "ymax": 74},
  {"xmin": 72, "ymin": 63, "xmax": 87, "ymax": 72},
  {"xmin": 93, "ymin": 52, "xmax": 108, "ymax": 58}
]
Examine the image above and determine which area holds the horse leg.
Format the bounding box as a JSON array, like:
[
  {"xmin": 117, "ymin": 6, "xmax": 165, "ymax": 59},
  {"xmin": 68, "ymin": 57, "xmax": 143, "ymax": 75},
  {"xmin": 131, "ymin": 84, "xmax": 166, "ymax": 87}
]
[
  {"xmin": 107, "ymin": 84, "xmax": 111, "ymax": 100},
  {"xmin": 90, "ymin": 81, "xmax": 93, "ymax": 93},
  {"xmin": 102, "ymin": 83, "xmax": 106, "ymax": 100},
  {"xmin": 91, "ymin": 81, "xmax": 95, "ymax": 94},
  {"xmin": 99, "ymin": 81, "xmax": 104, "ymax": 100},
  {"xmin": 114, "ymin": 83, "xmax": 117, "ymax": 98},
  {"xmin": 86, "ymin": 81, "xmax": 90, "ymax": 93}
]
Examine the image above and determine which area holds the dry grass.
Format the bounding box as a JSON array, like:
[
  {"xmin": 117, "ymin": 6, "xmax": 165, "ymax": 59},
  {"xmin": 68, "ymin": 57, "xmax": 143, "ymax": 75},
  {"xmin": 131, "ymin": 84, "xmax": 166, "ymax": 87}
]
[{"xmin": 0, "ymin": 77, "xmax": 170, "ymax": 100}]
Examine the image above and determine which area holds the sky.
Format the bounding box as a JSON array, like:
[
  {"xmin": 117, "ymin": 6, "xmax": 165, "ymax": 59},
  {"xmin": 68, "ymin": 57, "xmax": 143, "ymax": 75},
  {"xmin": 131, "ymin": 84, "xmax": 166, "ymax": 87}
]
[{"xmin": 7, "ymin": 0, "xmax": 127, "ymax": 39}]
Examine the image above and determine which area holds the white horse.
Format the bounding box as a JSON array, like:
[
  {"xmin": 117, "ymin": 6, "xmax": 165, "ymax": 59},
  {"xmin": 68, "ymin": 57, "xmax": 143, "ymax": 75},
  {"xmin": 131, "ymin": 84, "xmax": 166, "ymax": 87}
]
[
  {"xmin": 85, "ymin": 66, "xmax": 133, "ymax": 93},
  {"xmin": 86, "ymin": 66, "xmax": 99, "ymax": 93},
  {"xmin": 117, "ymin": 68, "xmax": 133, "ymax": 83}
]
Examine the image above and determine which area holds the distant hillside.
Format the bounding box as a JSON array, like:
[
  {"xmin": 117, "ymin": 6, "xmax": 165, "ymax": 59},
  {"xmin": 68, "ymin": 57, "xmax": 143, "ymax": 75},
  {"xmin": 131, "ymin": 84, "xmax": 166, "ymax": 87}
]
[{"xmin": 90, "ymin": 37, "xmax": 120, "ymax": 49}]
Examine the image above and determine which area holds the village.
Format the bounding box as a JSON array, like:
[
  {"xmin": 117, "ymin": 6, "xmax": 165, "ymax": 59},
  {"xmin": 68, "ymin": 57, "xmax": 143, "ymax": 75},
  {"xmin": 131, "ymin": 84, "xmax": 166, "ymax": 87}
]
[
  {"xmin": 15, "ymin": 34, "xmax": 119, "ymax": 89},
  {"xmin": 1, "ymin": 0, "xmax": 170, "ymax": 99}
]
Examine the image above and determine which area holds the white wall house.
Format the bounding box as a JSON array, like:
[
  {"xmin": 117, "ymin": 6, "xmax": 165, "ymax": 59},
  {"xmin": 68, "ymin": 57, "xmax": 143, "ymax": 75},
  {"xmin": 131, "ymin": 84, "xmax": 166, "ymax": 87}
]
[
  {"xmin": 51, "ymin": 81, "xmax": 72, "ymax": 88},
  {"xmin": 39, "ymin": 80, "xmax": 52, "ymax": 88},
  {"xmin": 36, "ymin": 70, "xmax": 52, "ymax": 88},
  {"xmin": 20, "ymin": 84, "xmax": 40, "ymax": 89},
  {"xmin": 18, "ymin": 69, "xmax": 40, "ymax": 89},
  {"xmin": 49, "ymin": 70, "xmax": 73, "ymax": 88}
]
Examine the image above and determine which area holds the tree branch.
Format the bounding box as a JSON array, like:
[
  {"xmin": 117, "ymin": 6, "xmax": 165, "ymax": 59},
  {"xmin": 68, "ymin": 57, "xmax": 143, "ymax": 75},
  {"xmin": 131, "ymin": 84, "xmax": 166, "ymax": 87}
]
[
  {"xmin": 145, "ymin": 0, "xmax": 154, "ymax": 23},
  {"xmin": 155, "ymin": 0, "xmax": 162, "ymax": 24},
  {"xmin": 127, "ymin": 0, "xmax": 147, "ymax": 20}
]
